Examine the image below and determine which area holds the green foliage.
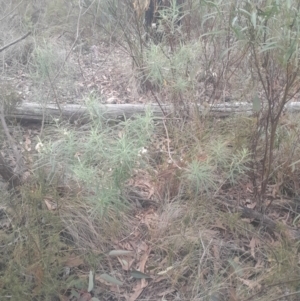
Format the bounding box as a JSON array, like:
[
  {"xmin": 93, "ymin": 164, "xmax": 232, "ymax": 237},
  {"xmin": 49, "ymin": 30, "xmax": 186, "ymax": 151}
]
[
  {"xmin": 184, "ymin": 160, "xmax": 217, "ymax": 194},
  {"xmin": 184, "ymin": 136, "xmax": 251, "ymax": 196},
  {"xmin": 144, "ymin": 41, "xmax": 200, "ymax": 92},
  {"xmin": 36, "ymin": 107, "xmax": 154, "ymax": 216},
  {"xmin": 1, "ymin": 108, "xmax": 154, "ymax": 299},
  {"xmin": 30, "ymin": 42, "xmax": 73, "ymax": 82},
  {"xmin": 3, "ymin": 0, "xmax": 300, "ymax": 300}
]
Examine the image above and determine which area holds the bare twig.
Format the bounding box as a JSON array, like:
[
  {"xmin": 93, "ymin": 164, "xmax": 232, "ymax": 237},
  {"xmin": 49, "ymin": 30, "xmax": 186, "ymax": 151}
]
[
  {"xmin": 0, "ymin": 0, "xmax": 24, "ymax": 22},
  {"xmin": 40, "ymin": 3, "xmax": 83, "ymax": 137},
  {"xmin": 162, "ymin": 119, "xmax": 183, "ymax": 170},
  {"xmin": 0, "ymin": 31, "xmax": 31, "ymax": 53},
  {"xmin": 150, "ymin": 88, "xmax": 167, "ymax": 117}
]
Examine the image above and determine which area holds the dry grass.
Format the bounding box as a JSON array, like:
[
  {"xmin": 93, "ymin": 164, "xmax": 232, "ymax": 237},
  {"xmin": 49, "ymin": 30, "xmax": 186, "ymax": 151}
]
[
  {"xmin": 1, "ymin": 0, "xmax": 300, "ymax": 300},
  {"xmin": 2, "ymin": 112, "xmax": 300, "ymax": 300}
]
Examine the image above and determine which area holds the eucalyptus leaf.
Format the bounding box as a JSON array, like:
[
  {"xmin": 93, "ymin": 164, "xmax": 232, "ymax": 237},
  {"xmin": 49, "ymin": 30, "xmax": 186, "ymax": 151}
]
[
  {"xmin": 88, "ymin": 270, "xmax": 94, "ymax": 292},
  {"xmin": 100, "ymin": 273, "xmax": 123, "ymax": 286},
  {"xmin": 109, "ymin": 250, "xmax": 134, "ymax": 257},
  {"xmin": 252, "ymin": 94, "xmax": 261, "ymax": 113},
  {"xmin": 130, "ymin": 270, "xmax": 152, "ymax": 279},
  {"xmin": 251, "ymin": 11, "xmax": 256, "ymax": 28}
]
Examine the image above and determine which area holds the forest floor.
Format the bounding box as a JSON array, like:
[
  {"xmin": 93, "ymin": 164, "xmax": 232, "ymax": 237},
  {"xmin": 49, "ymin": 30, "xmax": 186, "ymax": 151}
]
[{"xmin": 1, "ymin": 37, "xmax": 300, "ymax": 301}]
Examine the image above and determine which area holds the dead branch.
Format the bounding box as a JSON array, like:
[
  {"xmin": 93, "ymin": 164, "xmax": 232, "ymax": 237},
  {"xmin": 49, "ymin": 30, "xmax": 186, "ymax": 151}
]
[
  {"xmin": 217, "ymin": 197, "xmax": 300, "ymax": 241},
  {"xmin": 7, "ymin": 101, "xmax": 300, "ymax": 124},
  {"xmin": 0, "ymin": 31, "xmax": 31, "ymax": 53}
]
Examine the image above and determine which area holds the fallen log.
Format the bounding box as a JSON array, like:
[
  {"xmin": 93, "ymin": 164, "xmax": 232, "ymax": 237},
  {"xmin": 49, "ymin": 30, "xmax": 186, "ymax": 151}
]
[
  {"xmin": 9, "ymin": 102, "xmax": 170, "ymax": 123},
  {"xmin": 7, "ymin": 101, "xmax": 300, "ymax": 124}
]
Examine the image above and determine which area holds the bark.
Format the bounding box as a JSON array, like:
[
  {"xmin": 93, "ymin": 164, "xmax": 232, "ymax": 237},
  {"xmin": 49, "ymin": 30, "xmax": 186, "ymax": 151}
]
[
  {"xmin": 6, "ymin": 102, "xmax": 255, "ymax": 123},
  {"xmin": 7, "ymin": 102, "xmax": 300, "ymax": 124}
]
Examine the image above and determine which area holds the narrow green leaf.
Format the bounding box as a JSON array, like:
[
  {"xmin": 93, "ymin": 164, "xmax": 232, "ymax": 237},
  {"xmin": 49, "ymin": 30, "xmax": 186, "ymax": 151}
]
[
  {"xmin": 251, "ymin": 11, "xmax": 256, "ymax": 28},
  {"xmin": 289, "ymin": 159, "xmax": 300, "ymax": 171},
  {"xmin": 88, "ymin": 270, "xmax": 94, "ymax": 292},
  {"xmin": 259, "ymin": 40, "xmax": 278, "ymax": 53},
  {"xmin": 200, "ymin": 30, "xmax": 226, "ymax": 38},
  {"xmin": 71, "ymin": 289, "xmax": 80, "ymax": 299},
  {"xmin": 231, "ymin": 16, "xmax": 238, "ymax": 27},
  {"xmin": 109, "ymin": 250, "xmax": 134, "ymax": 257},
  {"xmin": 284, "ymin": 39, "xmax": 297, "ymax": 64},
  {"xmin": 252, "ymin": 94, "xmax": 261, "ymax": 113},
  {"xmin": 239, "ymin": 8, "xmax": 251, "ymax": 17},
  {"xmin": 231, "ymin": 26, "xmax": 245, "ymax": 40},
  {"xmin": 220, "ymin": 45, "xmax": 238, "ymax": 59},
  {"xmin": 100, "ymin": 273, "xmax": 123, "ymax": 286},
  {"xmin": 293, "ymin": 213, "xmax": 300, "ymax": 226},
  {"xmin": 130, "ymin": 270, "xmax": 152, "ymax": 279}
]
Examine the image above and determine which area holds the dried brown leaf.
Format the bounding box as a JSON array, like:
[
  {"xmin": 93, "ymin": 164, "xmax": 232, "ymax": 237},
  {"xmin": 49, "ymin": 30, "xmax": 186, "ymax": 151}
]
[
  {"xmin": 63, "ymin": 254, "xmax": 84, "ymax": 268},
  {"xmin": 109, "ymin": 250, "xmax": 134, "ymax": 256},
  {"xmin": 249, "ymin": 237, "xmax": 256, "ymax": 258},
  {"xmin": 238, "ymin": 277, "xmax": 261, "ymax": 290},
  {"xmin": 127, "ymin": 282, "xmax": 145, "ymax": 301},
  {"xmin": 78, "ymin": 292, "xmax": 92, "ymax": 301},
  {"xmin": 44, "ymin": 199, "xmax": 58, "ymax": 211},
  {"xmin": 117, "ymin": 257, "xmax": 135, "ymax": 271},
  {"xmin": 229, "ymin": 287, "xmax": 239, "ymax": 301}
]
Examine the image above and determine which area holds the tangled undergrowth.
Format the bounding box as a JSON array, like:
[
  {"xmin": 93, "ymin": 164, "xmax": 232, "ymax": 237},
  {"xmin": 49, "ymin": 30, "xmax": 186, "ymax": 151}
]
[
  {"xmin": 1, "ymin": 0, "xmax": 300, "ymax": 300},
  {"xmin": 1, "ymin": 111, "xmax": 300, "ymax": 301}
]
